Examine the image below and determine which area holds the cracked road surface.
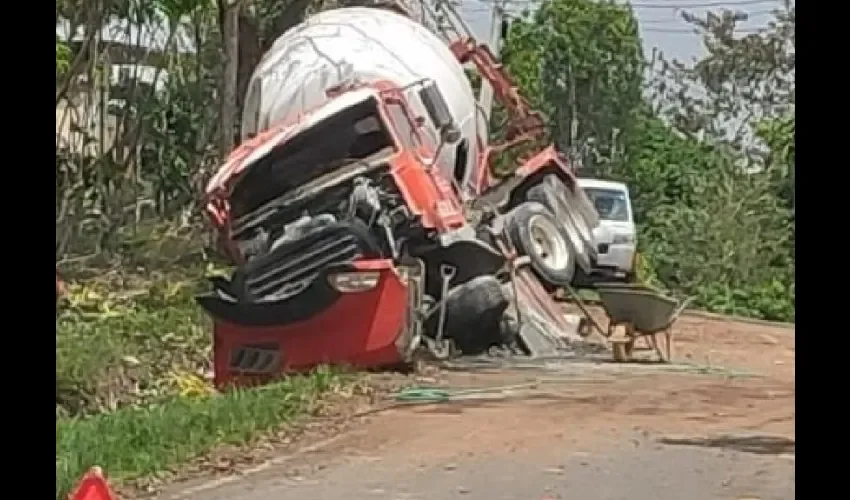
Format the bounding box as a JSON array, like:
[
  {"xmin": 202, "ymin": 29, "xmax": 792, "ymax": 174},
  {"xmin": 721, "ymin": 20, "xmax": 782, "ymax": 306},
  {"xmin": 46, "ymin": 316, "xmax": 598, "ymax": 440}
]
[{"xmin": 159, "ymin": 314, "xmax": 794, "ymax": 500}]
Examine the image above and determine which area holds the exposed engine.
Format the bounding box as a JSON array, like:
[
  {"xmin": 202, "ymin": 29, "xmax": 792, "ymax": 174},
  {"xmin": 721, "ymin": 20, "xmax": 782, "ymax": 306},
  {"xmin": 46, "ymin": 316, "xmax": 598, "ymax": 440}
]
[{"xmin": 234, "ymin": 173, "xmax": 411, "ymax": 268}]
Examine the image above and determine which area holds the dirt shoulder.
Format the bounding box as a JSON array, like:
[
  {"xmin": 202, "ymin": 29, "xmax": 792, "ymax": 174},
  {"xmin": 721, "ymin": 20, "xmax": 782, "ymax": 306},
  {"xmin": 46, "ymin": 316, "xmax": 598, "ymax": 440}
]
[{"xmin": 153, "ymin": 314, "xmax": 795, "ymax": 500}]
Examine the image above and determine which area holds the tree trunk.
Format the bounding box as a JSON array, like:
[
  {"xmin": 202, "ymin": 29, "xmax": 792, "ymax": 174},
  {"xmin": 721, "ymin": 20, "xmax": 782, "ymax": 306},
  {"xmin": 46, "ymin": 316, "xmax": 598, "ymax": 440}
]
[
  {"xmin": 236, "ymin": 10, "xmax": 262, "ymax": 121},
  {"xmin": 220, "ymin": 0, "xmax": 241, "ymax": 158}
]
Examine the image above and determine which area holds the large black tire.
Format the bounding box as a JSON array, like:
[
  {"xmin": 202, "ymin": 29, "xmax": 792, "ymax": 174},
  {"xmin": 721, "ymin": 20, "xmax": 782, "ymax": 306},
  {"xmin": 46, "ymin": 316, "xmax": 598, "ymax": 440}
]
[
  {"xmin": 505, "ymin": 201, "xmax": 576, "ymax": 286},
  {"xmin": 425, "ymin": 275, "xmax": 510, "ymax": 355}
]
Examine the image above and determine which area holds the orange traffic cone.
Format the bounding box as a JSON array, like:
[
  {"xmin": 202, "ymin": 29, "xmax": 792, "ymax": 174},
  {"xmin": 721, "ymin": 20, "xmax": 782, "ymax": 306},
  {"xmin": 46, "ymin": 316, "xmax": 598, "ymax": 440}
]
[{"xmin": 69, "ymin": 467, "xmax": 116, "ymax": 500}]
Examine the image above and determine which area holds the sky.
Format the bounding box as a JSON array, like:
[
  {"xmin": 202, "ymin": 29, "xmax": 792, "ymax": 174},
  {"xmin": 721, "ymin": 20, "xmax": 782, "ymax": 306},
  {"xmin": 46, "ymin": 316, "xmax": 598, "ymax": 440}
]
[
  {"xmin": 56, "ymin": 0, "xmax": 788, "ymax": 91},
  {"xmin": 57, "ymin": 0, "xmax": 786, "ymax": 66},
  {"xmin": 457, "ymin": 0, "xmax": 787, "ymax": 63}
]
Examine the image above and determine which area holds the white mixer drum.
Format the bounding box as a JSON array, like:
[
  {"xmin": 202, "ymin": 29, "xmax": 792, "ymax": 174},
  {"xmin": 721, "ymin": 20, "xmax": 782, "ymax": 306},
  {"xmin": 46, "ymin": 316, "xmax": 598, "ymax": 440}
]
[{"xmin": 241, "ymin": 6, "xmax": 486, "ymax": 186}]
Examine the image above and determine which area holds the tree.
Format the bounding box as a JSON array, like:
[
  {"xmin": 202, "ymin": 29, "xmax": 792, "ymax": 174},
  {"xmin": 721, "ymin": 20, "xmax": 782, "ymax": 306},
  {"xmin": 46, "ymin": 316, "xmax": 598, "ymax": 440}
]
[
  {"xmin": 501, "ymin": 0, "xmax": 794, "ymax": 321},
  {"xmin": 501, "ymin": 0, "xmax": 644, "ymax": 174},
  {"xmin": 622, "ymin": 112, "xmax": 793, "ymax": 320},
  {"xmin": 648, "ymin": 4, "xmax": 795, "ymax": 155},
  {"xmin": 233, "ymin": 0, "xmax": 318, "ymax": 127},
  {"xmin": 56, "ymin": 0, "xmax": 221, "ymax": 255},
  {"xmin": 629, "ymin": 4, "xmax": 795, "ymax": 321},
  {"xmin": 219, "ymin": 0, "xmax": 242, "ymax": 155}
]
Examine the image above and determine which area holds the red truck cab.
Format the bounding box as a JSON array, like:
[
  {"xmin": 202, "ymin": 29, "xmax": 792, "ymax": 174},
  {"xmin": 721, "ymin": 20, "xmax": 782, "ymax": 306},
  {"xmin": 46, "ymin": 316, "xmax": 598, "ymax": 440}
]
[{"xmin": 199, "ymin": 82, "xmax": 482, "ymax": 387}]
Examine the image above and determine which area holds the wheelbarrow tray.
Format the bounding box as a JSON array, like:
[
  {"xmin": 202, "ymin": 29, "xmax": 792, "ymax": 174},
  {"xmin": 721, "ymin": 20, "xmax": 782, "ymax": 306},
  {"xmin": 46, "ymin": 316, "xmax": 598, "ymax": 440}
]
[{"xmin": 595, "ymin": 283, "xmax": 681, "ymax": 335}]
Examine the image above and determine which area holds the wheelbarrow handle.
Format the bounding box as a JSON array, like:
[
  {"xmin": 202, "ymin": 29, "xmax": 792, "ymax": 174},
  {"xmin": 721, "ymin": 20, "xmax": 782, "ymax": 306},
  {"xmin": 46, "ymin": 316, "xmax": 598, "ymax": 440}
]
[{"xmin": 670, "ymin": 296, "xmax": 695, "ymax": 323}]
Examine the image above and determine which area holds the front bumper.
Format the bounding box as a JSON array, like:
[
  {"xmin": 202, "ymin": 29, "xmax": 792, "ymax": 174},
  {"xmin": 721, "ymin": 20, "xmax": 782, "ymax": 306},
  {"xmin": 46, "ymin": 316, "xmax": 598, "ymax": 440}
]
[
  {"xmin": 594, "ymin": 243, "xmax": 635, "ymax": 274},
  {"xmin": 205, "ymin": 259, "xmax": 413, "ymax": 389}
]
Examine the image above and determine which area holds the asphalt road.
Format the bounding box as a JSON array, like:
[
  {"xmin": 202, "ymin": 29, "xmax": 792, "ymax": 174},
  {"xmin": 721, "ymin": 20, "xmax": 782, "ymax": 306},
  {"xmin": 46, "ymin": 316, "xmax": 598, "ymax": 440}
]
[
  {"xmin": 166, "ymin": 430, "xmax": 794, "ymax": 500},
  {"xmin": 156, "ymin": 314, "xmax": 794, "ymax": 500}
]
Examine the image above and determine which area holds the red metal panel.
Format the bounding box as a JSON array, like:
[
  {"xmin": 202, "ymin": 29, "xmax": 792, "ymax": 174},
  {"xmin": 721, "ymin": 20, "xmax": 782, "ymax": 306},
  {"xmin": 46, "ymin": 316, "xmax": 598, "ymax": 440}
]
[{"xmin": 211, "ymin": 260, "xmax": 411, "ymax": 389}]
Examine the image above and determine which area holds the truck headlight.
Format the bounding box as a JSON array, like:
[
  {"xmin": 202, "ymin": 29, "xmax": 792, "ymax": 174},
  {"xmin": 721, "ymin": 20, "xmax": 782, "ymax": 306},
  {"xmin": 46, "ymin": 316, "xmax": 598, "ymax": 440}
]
[
  {"xmin": 327, "ymin": 271, "xmax": 381, "ymax": 293},
  {"xmin": 612, "ymin": 233, "xmax": 634, "ymax": 244}
]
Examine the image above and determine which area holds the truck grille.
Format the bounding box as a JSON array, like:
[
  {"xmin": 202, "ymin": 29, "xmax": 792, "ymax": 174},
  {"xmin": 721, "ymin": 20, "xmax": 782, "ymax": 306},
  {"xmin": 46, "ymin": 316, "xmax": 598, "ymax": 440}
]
[{"xmin": 237, "ymin": 223, "xmax": 380, "ymax": 303}]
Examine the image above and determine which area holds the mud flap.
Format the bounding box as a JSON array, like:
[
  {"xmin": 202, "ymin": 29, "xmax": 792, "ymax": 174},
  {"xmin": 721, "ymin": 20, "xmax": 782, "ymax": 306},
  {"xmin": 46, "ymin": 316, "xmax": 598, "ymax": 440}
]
[{"xmin": 507, "ymin": 264, "xmax": 583, "ymax": 358}]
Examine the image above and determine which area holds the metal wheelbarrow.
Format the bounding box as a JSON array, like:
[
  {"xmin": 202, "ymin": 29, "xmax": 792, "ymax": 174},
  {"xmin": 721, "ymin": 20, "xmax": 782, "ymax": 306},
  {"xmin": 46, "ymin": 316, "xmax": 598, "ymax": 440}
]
[{"xmin": 595, "ymin": 283, "xmax": 693, "ymax": 363}]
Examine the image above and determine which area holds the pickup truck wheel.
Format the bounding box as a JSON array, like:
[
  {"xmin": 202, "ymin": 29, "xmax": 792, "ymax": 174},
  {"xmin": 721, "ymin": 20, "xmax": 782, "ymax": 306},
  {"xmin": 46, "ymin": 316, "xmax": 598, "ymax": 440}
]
[{"xmin": 505, "ymin": 201, "xmax": 576, "ymax": 286}]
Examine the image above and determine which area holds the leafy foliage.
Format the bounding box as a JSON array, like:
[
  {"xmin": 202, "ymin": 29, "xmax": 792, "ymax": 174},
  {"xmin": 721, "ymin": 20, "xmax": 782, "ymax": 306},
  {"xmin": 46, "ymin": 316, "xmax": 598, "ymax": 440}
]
[
  {"xmin": 625, "ymin": 113, "xmax": 793, "ymax": 321},
  {"xmin": 54, "ymin": 0, "xmax": 332, "ymax": 258},
  {"xmin": 648, "ymin": 5, "xmax": 794, "ymax": 146},
  {"xmin": 53, "ymin": 0, "xmax": 375, "ymax": 421},
  {"xmin": 502, "ymin": 0, "xmax": 644, "ymax": 173},
  {"xmin": 503, "ymin": 0, "xmax": 794, "ymax": 321}
]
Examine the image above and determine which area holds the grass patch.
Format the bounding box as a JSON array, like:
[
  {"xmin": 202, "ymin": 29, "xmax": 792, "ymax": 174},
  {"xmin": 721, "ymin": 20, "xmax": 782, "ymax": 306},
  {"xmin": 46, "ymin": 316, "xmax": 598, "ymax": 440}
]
[
  {"xmin": 56, "ymin": 369, "xmax": 340, "ymax": 499},
  {"xmin": 56, "ymin": 262, "xmax": 346, "ymax": 499},
  {"xmin": 56, "ymin": 267, "xmax": 217, "ymax": 416},
  {"xmin": 56, "ymin": 226, "xmax": 350, "ymax": 498}
]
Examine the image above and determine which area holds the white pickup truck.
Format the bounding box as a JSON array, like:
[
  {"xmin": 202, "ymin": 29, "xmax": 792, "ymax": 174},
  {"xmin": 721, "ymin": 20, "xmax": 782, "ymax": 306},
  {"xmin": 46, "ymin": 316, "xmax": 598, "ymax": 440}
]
[{"xmin": 576, "ymin": 178, "xmax": 637, "ymax": 283}]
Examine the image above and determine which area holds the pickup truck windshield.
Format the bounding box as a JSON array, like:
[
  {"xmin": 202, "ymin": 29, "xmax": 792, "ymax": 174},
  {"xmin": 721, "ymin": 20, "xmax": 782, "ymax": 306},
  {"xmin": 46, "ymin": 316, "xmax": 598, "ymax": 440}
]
[{"xmin": 583, "ymin": 188, "xmax": 630, "ymax": 222}]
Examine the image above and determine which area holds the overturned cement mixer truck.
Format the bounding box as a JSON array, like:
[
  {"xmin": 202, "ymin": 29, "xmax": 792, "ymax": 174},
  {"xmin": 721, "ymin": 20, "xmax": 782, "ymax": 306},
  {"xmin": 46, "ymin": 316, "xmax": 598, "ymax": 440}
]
[{"xmin": 196, "ymin": 3, "xmax": 600, "ymax": 388}]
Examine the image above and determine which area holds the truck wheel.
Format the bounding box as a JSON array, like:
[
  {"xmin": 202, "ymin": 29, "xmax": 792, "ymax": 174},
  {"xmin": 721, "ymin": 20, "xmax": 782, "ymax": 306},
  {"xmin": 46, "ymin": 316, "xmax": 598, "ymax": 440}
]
[
  {"xmin": 526, "ymin": 175, "xmax": 596, "ymax": 271},
  {"xmin": 505, "ymin": 201, "xmax": 576, "ymax": 286}
]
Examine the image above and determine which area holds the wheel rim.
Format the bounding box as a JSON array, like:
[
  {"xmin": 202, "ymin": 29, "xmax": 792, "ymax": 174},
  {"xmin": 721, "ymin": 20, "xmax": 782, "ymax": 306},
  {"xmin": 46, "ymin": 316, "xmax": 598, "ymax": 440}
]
[{"xmin": 527, "ymin": 214, "xmax": 571, "ymax": 271}]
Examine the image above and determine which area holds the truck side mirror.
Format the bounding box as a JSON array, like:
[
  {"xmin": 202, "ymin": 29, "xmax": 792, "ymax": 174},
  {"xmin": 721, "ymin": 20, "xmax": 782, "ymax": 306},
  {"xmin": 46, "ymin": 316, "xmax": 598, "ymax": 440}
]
[{"xmin": 419, "ymin": 80, "xmax": 460, "ymax": 145}]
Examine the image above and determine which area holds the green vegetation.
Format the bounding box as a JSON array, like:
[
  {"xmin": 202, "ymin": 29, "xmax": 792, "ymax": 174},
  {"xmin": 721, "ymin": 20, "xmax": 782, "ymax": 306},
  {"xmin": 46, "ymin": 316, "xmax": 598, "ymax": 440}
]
[
  {"xmin": 56, "ymin": 262, "xmax": 211, "ymax": 418},
  {"xmin": 54, "ymin": 251, "xmax": 344, "ymax": 495},
  {"xmin": 502, "ymin": 0, "xmax": 644, "ymax": 166},
  {"xmin": 57, "ymin": 371, "xmax": 338, "ymax": 499},
  {"xmin": 55, "ymin": 253, "xmax": 344, "ymax": 499},
  {"xmin": 503, "ymin": 0, "xmax": 795, "ymax": 322},
  {"xmin": 55, "ymin": 2, "xmax": 363, "ymax": 496}
]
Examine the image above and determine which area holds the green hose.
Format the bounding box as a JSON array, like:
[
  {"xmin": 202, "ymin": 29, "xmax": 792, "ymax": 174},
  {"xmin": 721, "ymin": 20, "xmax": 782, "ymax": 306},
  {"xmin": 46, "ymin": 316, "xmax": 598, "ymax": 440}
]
[
  {"xmin": 393, "ymin": 383, "xmax": 540, "ymax": 404},
  {"xmin": 394, "ymin": 387, "xmax": 452, "ymax": 403},
  {"xmin": 389, "ymin": 364, "xmax": 754, "ymax": 407}
]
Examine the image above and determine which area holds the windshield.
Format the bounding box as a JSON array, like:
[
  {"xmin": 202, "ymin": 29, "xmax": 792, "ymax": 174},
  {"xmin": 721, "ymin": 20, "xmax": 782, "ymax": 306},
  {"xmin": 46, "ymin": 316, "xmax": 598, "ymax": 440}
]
[{"xmin": 583, "ymin": 187, "xmax": 631, "ymax": 222}]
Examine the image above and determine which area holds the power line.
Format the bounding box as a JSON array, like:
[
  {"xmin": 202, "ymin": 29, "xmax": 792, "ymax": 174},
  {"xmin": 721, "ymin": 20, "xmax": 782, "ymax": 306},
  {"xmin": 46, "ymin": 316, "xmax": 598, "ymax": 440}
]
[
  {"xmin": 465, "ymin": 7, "xmax": 776, "ymax": 19},
  {"xmin": 474, "ymin": 0, "xmax": 782, "ymax": 8},
  {"xmin": 639, "ymin": 9, "xmax": 775, "ymax": 23},
  {"xmin": 628, "ymin": 0, "xmax": 780, "ymax": 9},
  {"xmin": 643, "ymin": 27, "xmax": 761, "ymax": 32}
]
